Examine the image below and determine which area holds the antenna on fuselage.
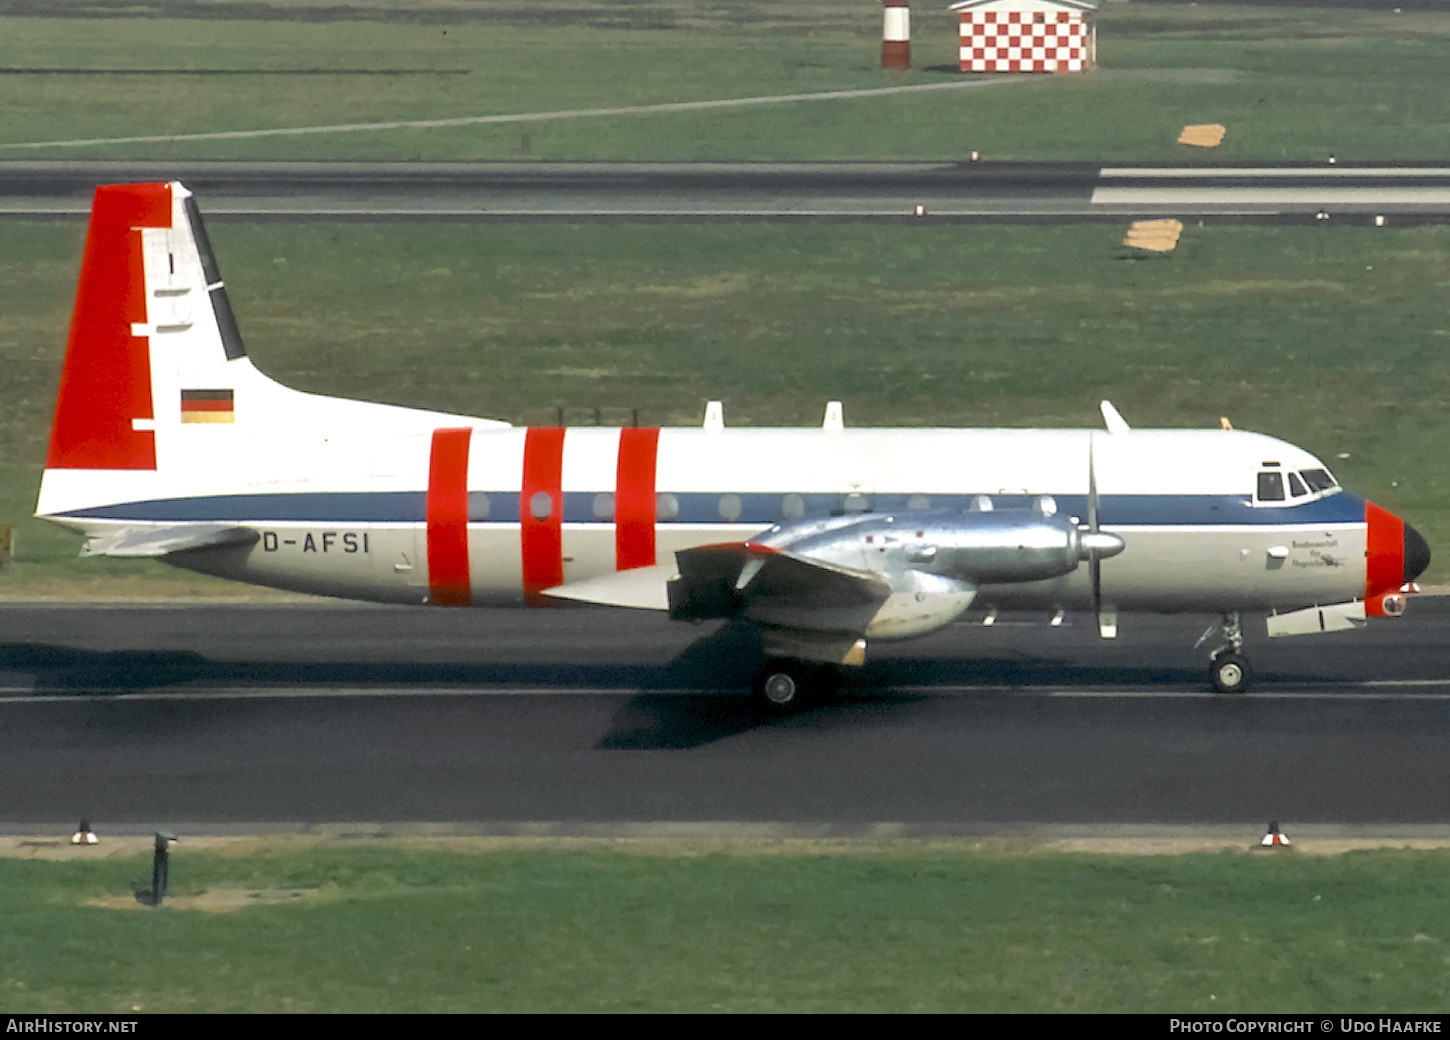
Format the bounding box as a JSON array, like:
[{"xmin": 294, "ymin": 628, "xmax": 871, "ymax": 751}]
[{"xmin": 703, "ymin": 401, "xmax": 724, "ymax": 433}]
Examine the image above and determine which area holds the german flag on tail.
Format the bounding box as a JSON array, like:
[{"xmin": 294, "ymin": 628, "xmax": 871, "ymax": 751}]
[{"xmin": 181, "ymin": 388, "xmax": 234, "ymax": 423}]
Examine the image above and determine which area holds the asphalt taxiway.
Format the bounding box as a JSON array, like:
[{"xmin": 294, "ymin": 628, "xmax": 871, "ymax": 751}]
[
  {"xmin": 4, "ymin": 161, "xmax": 1450, "ymax": 222},
  {"xmin": 2, "ymin": 601, "xmax": 1448, "ymax": 826}
]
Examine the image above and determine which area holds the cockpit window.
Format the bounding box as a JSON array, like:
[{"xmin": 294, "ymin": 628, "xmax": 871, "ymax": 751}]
[
  {"xmin": 1257, "ymin": 471, "xmax": 1285, "ymax": 502},
  {"xmin": 1287, "ymin": 472, "xmax": 1308, "ymax": 497},
  {"xmin": 1300, "ymin": 468, "xmax": 1337, "ymax": 493}
]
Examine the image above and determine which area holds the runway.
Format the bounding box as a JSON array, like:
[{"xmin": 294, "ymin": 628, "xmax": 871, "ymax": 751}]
[
  {"xmin": 2, "ymin": 601, "xmax": 1449, "ymax": 826},
  {"xmin": 4, "ymin": 161, "xmax": 1450, "ymax": 222}
]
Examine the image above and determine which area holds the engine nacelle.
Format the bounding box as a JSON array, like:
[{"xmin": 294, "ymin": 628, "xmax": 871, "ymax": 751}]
[
  {"xmin": 669, "ymin": 510, "xmax": 1126, "ymax": 636},
  {"xmin": 754, "ymin": 509, "xmax": 1124, "ymax": 586},
  {"xmin": 914, "ymin": 512, "xmax": 1123, "ymax": 584}
]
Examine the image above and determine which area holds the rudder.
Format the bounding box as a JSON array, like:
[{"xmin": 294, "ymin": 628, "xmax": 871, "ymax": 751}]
[{"xmin": 46, "ymin": 182, "xmax": 173, "ymax": 471}]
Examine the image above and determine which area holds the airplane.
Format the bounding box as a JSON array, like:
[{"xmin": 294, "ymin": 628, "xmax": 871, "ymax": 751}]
[{"xmin": 35, "ymin": 182, "xmax": 1431, "ymax": 711}]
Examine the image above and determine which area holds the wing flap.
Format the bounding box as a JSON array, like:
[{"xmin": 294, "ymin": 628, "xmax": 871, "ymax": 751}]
[{"xmin": 541, "ymin": 563, "xmax": 677, "ymax": 611}]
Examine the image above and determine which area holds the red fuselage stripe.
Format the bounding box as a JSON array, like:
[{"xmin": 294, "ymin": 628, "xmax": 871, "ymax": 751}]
[
  {"xmin": 615, "ymin": 427, "xmax": 660, "ymax": 570},
  {"xmin": 47, "ymin": 183, "xmax": 171, "ymax": 470},
  {"xmin": 426, "ymin": 427, "xmax": 473, "ymax": 607},
  {"xmin": 522, "ymin": 427, "xmax": 566, "ymax": 603}
]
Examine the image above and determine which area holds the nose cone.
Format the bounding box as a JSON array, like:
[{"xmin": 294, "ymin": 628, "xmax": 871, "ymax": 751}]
[
  {"xmin": 1366, "ymin": 501, "xmax": 1426, "ymax": 600},
  {"xmin": 1404, "ymin": 522, "xmax": 1431, "ymax": 583}
]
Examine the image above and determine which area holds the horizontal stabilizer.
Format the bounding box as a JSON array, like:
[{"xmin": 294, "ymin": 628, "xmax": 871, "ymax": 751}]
[
  {"xmin": 541, "ymin": 563, "xmax": 677, "ymax": 611},
  {"xmin": 82, "ymin": 524, "xmax": 259, "ymax": 558}
]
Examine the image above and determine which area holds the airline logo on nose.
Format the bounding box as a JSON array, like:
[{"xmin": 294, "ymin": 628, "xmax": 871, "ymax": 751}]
[{"xmin": 180, "ymin": 389, "xmax": 234, "ymax": 424}]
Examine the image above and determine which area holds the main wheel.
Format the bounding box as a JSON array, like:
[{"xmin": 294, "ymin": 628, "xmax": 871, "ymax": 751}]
[
  {"xmin": 753, "ymin": 662, "xmax": 814, "ymax": 714},
  {"xmin": 1210, "ymin": 652, "xmax": 1250, "ymax": 694}
]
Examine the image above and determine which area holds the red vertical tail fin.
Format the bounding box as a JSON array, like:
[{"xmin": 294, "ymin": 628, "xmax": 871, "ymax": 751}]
[{"xmin": 46, "ymin": 183, "xmax": 173, "ymax": 471}]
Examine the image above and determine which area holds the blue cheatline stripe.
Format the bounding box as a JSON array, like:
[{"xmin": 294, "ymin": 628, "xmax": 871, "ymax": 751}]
[
  {"xmin": 56, "ymin": 490, "xmax": 1367, "ymax": 527},
  {"xmin": 59, "ymin": 492, "xmax": 429, "ymax": 523}
]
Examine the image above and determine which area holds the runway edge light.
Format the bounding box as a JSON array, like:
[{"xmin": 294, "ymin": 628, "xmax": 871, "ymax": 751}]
[
  {"xmin": 70, "ymin": 820, "xmax": 97, "ymax": 846},
  {"xmin": 1259, "ymin": 822, "xmax": 1292, "ymax": 849}
]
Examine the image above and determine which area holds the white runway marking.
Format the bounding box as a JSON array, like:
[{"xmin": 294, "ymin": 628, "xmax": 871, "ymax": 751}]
[
  {"xmin": 5, "ymin": 678, "xmax": 1450, "ymax": 704},
  {"xmin": 1, "ymin": 79, "xmax": 1028, "ymax": 151},
  {"xmin": 1092, "ymin": 187, "xmax": 1450, "ymax": 206},
  {"xmin": 1100, "ymin": 167, "xmax": 1450, "ymax": 179},
  {"xmin": 1093, "ymin": 166, "xmax": 1450, "ymax": 208}
]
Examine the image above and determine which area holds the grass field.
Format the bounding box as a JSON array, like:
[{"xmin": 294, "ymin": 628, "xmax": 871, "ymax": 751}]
[
  {"xmin": 4, "ymin": 218, "xmax": 1449, "ymax": 590},
  {"xmin": 0, "ymin": 2, "xmax": 1449, "ymax": 161},
  {"xmin": 2, "ymin": 839, "xmax": 1448, "ymax": 1013}
]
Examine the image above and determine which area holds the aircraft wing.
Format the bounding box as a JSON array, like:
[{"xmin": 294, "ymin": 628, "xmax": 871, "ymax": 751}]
[
  {"xmin": 670, "ymin": 541, "xmax": 978, "ymax": 665},
  {"xmin": 81, "ymin": 524, "xmax": 260, "ymax": 558},
  {"xmin": 669, "ymin": 542, "xmax": 891, "ymax": 620},
  {"xmin": 542, "ymin": 542, "xmax": 896, "ymax": 664}
]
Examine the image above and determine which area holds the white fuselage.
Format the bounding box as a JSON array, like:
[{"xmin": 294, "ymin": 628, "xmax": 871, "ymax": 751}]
[{"xmin": 40, "ymin": 413, "xmax": 1371, "ymax": 616}]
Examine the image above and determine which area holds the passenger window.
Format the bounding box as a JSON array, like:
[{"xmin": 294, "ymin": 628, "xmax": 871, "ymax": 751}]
[
  {"xmin": 1257, "ymin": 471, "xmax": 1285, "ymax": 502},
  {"xmin": 1287, "ymin": 472, "xmax": 1307, "ymax": 498}
]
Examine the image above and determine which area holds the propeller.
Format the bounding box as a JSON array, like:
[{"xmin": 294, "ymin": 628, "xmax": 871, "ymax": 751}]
[{"xmin": 1083, "ymin": 431, "xmax": 1123, "ymax": 638}]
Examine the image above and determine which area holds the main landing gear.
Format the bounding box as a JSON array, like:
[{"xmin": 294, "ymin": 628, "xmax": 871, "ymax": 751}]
[
  {"xmin": 752, "ymin": 661, "xmax": 836, "ymax": 715},
  {"xmin": 1199, "ymin": 612, "xmax": 1250, "ymax": 694}
]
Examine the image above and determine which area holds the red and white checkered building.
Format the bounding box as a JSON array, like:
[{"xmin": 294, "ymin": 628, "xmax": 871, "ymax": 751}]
[{"xmin": 950, "ymin": 0, "xmax": 1097, "ymax": 74}]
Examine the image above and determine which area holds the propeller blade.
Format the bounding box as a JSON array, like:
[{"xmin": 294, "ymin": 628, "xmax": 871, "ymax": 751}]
[{"xmin": 1087, "ymin": 432, "xmax": 1115, "ymax": 638}]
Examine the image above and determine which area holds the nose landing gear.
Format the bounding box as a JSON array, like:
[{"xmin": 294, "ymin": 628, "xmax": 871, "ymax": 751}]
[
  {"xmin": 1209, "ymin": 649, "xmax": 1250, "ymax": 694},
  {"xmin": 1199, "ymin": 612, "xmax": 1250, "ymax": 694}
]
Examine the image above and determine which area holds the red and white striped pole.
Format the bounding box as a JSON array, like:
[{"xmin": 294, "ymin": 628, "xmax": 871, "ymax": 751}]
[{"xmin": 882, "ymin": 1, "xmax": 910, "ymax": 71}]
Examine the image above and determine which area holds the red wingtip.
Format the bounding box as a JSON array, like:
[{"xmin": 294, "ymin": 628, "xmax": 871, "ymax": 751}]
[{"xmin": 45, "ymin": 183, "xmax": 173, "ymax": 471}]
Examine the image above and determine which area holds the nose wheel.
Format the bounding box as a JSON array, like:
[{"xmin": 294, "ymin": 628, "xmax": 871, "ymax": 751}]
[
  {"xmin": 1199, "ymin": 612, "xmax": 1251, "ymax": 694},
  {"xmin": 1210, "ymin": 651, "xmax": 1250, "ymax": 694}
]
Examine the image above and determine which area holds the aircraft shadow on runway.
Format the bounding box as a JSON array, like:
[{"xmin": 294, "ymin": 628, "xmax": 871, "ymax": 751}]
[
  {"xmin": 0, "ymin": 628, "xmax": 1319, "ymax": 701},
  {"xmin": 0, "ymin": 610, "xmax": 1356, "ymax": 759},
  {"xmin": 599, "ymin": 623, "xmax": 1229, "ymax": 750},
  {"xmin": 592, "ymin": 662, "xmax": 1216, "ymax": 751},
  {"xmin": 0, "ymin": 643, "xmax": 217, "ymax": 694}
]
